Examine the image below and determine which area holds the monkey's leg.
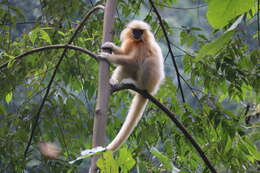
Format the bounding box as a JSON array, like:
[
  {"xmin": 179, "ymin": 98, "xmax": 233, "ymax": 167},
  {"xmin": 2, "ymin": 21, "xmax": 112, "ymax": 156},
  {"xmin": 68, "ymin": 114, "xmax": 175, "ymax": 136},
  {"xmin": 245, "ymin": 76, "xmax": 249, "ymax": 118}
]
[
  {"xmin": 138, "ymin": 60, "xmax": 160, "ymax": 95},
  {"xmin": 110, "ymin": 66, "xmax": 124, "ymax": 85}
]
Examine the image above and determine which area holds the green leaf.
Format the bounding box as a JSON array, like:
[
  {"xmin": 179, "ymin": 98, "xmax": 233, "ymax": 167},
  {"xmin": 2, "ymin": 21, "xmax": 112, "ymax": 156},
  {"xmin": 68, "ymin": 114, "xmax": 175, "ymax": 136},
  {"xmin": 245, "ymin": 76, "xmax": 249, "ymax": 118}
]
[
  {"xmin": 117, "ymin": 147, "xmax": 136, "ymax": 173},
  {"xmin": 96, "ymin": 151, "xmax": 119, "ymax": 173},
  {"xmin": 28, "ymin": 29, "xmax": 38, "ymax": 45},
  {"xmin": 28, "ymin": 28, "xmax": 52, "ymax": 45},
  {"xmin": 5, "ymin": 92, "xmax": 12, "ymax": 104},
  {"xmin": 58, "ymin": 31, "xmax": 65, "ymax": 36},
  {"xmin": 150, "ymin": 147, "xmax": 180, "ymax": 173},
  {"xmin": 196, "ymin": 30, "xmax": 234, "ymax": 60},
  {"xmin": 38, "ymin": 29, "xmax": 52, "ymax": 44},
  {"xmin": 207, "ymin": 0, "xmax": 254, "ymax": 29},
  {"xmin": 224, "ymin": 136, "xmax": 232, "ymax": 153},
  {"xmin": 180, "ymin": 31, "xmax": 196, "ymax": 46}
]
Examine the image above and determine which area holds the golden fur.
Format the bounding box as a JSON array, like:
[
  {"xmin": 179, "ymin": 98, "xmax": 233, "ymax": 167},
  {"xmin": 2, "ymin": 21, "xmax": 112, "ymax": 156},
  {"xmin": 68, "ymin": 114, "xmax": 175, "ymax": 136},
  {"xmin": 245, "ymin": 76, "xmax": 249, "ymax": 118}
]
[{"xmin": 100, "ymin": 20, "xmax": 165, "ymax": 151}]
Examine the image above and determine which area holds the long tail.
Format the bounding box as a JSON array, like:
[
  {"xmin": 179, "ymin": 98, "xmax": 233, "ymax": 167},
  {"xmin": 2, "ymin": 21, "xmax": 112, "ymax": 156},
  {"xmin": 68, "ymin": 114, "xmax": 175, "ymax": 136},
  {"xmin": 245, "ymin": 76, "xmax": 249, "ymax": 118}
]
[{"xmin": 106, "ymin": 93, "xmax": 148, "ymax": 151}]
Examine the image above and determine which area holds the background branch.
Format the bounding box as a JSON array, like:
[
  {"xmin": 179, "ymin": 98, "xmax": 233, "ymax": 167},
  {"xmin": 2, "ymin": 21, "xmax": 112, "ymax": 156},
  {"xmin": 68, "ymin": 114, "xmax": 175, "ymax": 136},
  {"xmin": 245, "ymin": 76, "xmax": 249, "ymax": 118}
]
[{"xmin": 148, "ymin": 0, "xmax": 186, "ymax": 103}]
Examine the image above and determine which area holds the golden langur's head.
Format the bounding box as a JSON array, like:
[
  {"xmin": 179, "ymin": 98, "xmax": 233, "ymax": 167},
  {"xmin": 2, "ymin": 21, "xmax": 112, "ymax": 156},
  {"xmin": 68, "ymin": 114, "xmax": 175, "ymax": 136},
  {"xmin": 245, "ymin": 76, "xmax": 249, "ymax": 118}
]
[{"xmin": 120, "ymin": 20, "xmax": 153, "ymax": 42}]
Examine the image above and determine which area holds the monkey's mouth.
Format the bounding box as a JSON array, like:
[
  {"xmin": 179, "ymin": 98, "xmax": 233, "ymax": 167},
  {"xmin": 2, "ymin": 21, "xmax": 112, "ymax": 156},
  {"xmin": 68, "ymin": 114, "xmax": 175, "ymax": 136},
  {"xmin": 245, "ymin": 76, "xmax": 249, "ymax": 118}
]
[{"xmin": 133, "ymin": 29, "xmax": 144, "ymax": 40}]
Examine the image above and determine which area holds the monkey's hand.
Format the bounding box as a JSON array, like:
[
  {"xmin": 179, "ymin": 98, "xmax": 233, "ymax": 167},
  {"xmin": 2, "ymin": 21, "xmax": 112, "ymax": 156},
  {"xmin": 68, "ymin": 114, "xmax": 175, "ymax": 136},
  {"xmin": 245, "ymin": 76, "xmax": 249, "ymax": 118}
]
[
  {"xmin": 98, "ymin": 52, "xmax": 111, "ymax": 60},
  {"xmin": 101, "ymin": 42, "xmax": 116, "ymax": 51}
]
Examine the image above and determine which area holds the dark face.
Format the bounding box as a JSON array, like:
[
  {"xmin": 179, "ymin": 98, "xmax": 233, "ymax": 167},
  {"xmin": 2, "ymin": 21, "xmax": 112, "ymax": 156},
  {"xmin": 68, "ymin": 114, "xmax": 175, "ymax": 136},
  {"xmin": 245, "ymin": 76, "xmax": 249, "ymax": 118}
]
[{"xmin": 132, "ymin": 29, "xmax": 144, "ymax": 40}]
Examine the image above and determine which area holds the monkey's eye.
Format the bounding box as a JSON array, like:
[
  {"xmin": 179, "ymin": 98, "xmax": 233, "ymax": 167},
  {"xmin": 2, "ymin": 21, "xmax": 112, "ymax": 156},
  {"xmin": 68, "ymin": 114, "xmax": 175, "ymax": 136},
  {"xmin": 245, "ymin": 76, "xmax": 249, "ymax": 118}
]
[{"xmin": 133, "ymin": 29, "xmax": 144, "ymax": 39}]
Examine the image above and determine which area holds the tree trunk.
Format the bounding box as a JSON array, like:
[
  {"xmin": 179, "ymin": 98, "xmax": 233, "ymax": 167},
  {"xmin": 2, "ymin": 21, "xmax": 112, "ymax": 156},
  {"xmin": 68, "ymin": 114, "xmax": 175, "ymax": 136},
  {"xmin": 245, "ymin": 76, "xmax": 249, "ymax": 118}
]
[{"xmin": 88, "ymin": 1, "xmax": 117, "ymax": 172}]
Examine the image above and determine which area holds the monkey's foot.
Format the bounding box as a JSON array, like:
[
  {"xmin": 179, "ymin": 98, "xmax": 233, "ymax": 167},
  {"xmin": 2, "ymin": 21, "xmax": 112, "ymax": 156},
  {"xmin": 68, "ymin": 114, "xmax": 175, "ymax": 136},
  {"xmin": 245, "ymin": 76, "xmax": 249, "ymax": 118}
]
[
  {"xmin": 120, "ymin": 79, "xmax": 138, "ymax": 94},
  {"xmin": 121, "ymin": 78, "xmax": 137, "ymax": 86},
  {"xmin": 109, "ymin": 78, "xmax": 119, "ymax": 85}
]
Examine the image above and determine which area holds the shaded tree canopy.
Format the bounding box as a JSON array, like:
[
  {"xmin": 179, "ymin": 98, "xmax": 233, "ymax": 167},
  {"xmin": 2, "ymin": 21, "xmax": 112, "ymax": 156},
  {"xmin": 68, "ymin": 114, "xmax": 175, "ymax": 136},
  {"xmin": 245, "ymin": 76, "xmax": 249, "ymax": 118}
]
[{"xmin": 0, "ymin": 0, "xmax": 259, "ymax": 172}]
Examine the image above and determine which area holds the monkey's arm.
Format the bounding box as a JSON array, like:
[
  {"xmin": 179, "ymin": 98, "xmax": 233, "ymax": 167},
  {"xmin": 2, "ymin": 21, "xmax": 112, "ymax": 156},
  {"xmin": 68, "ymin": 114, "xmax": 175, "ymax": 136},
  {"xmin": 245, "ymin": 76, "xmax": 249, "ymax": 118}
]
[
  {"xmin": 99, "ymin": 52, "xmax": 136, "ymax": 67},
  {"xmin": 102, "ymin": 42, "xmax": 124, "ymax": 54}
]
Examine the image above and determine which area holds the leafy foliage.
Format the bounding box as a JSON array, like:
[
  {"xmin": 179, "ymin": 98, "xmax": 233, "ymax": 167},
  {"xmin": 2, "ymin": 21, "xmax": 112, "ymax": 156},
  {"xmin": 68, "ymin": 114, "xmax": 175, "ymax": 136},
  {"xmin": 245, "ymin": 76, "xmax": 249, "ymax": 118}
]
[
  {"xmin": 0, "ymin": 0, "xmax": 259, "ymax": 173},
  {"xmin": 207, "ymin": 0, "xmax": 255, "ymax": 29},
  {"xmin": 96, "ymin": 148, "xmax": 135, "ymax": 173}
]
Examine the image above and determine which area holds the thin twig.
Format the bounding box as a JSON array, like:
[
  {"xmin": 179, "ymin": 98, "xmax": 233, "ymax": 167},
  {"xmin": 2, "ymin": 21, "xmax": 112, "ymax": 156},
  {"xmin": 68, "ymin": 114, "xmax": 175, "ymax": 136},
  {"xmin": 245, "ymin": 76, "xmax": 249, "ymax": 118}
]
[
  {"xmin": 14, "ymin": 87, "xmax": 47, "ymax": 119},
  {"xmin": 111, "ymin": 83, "xmax": 217, "ymax": 173},
  {"xmin": 170, "ymin": 41, "xmax": 194, "ymax": 58},
  {"xmin": 178, "ymin": 74, "xmax": 203, "ymax": 110},
  {"xmin": 23, "ymin": 5, "xmax": 104, "ymax": 158},
  {"xmin": 244, "ymin": 104, "xmax": 251, "ymax": 124},
  {"xmin": 148, "ymin": 0, "xmax": 186, "ymax": 103}
]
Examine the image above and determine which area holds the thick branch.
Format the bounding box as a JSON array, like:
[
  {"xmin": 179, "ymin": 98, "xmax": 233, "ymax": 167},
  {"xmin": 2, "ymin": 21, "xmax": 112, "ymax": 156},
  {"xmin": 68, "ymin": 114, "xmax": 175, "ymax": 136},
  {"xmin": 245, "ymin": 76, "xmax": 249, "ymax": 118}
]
[
  {"xmin": 148, "ymin": 0, "xmax": 186, "ymax": 103},
  {"xmin": 0, "ymin": 44, "xmax": 98, "ymax": 71},
  {"xmin": 111, "ymin": 84, "xmax": 217, "ymax": 173},
  {"xmin": 24, "ymin": 5, "xmax": 104, "ymax": 158},
  {"xmin": 89, "ymin": 1, "xmax": 117, "ymax": 172}
]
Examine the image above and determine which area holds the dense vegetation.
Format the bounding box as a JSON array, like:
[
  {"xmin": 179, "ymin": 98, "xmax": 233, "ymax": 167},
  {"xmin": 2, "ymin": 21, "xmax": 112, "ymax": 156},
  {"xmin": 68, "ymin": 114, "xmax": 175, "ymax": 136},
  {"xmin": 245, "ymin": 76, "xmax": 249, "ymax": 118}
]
[{"xmin": 0, "ymin": 0, "xmax": 259, "ymax": 172}]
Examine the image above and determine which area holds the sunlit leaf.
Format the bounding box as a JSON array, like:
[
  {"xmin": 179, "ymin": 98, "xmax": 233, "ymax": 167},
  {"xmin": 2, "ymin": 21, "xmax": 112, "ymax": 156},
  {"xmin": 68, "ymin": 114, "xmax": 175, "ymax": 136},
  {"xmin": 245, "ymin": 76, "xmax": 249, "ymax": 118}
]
[
  {"xmin": 96, "ymin": 151, "xmax": 119, "ymax": 173},
  {"xmin": 38, "ymin": 29, "xmax": 52, "ymax": 44},
  {"xmin": 196, "ymin": 30, "xmax": 234, "ymax": 60},
  {"xmin": 5, "ymin": 92, "xmax": 12, "ymax": 104},
  {"xmin": 117, "ymin": 147, "xmax": 136, "ymax": 172},
  {"xmin": 150, "ymin": 147, "xmax": 180, "ymax": 173},
  {"xmin": 207, "ymin": 0, "xmax": 254, "ymax": 29}
]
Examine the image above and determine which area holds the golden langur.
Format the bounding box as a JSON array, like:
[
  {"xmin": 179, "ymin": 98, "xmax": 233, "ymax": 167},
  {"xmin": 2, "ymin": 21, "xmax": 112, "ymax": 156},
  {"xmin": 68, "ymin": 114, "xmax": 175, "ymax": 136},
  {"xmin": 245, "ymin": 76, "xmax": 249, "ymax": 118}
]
[{"xmin": 99, "ymin": 20, "xmax": 165, "ymax": 151}]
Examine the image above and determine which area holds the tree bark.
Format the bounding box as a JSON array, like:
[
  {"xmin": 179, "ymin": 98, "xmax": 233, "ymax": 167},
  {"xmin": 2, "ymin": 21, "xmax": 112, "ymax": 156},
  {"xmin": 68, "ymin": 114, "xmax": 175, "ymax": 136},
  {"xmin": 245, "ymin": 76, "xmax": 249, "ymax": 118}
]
[{"xmin": 89, "ymin": 1, "xmax": 117, "ymax": 172}]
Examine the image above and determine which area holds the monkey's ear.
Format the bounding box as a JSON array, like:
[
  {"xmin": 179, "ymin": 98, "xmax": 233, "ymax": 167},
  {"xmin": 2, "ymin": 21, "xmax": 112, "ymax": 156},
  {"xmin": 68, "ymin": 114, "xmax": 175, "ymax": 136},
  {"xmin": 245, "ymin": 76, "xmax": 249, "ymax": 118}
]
[{"xmin": 120, "ymin": 28, "xmax": 128, "ymax": 41}]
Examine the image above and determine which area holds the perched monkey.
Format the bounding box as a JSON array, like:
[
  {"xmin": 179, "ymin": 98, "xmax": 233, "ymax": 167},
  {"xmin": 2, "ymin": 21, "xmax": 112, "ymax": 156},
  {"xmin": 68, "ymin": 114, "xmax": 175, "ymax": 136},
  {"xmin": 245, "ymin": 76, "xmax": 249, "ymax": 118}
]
[{"xmin": 99, "ymin": 20, "xmax": 165, "ymax": 151}]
